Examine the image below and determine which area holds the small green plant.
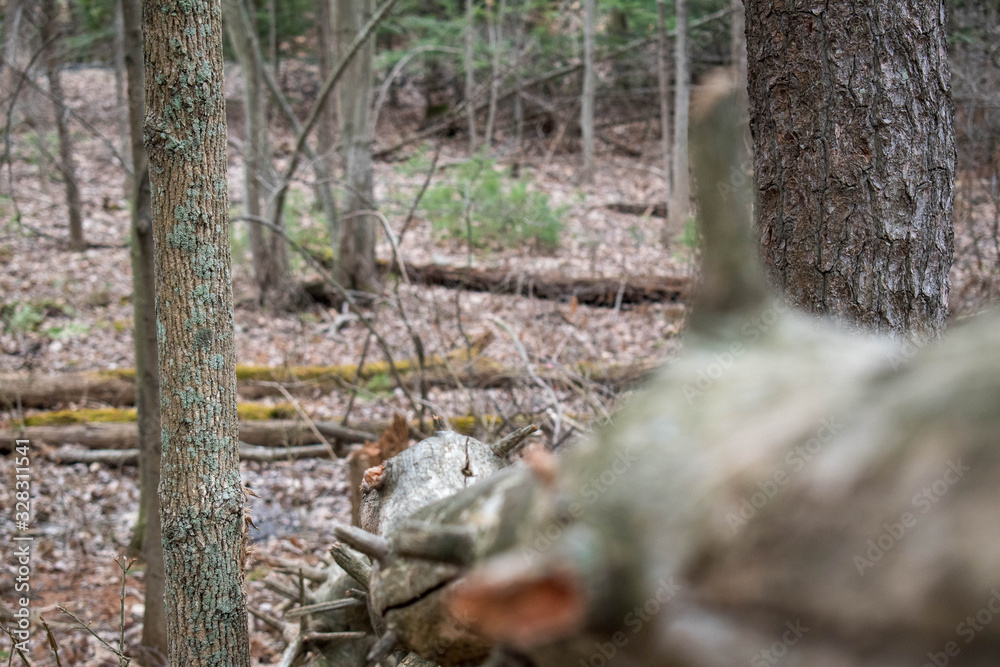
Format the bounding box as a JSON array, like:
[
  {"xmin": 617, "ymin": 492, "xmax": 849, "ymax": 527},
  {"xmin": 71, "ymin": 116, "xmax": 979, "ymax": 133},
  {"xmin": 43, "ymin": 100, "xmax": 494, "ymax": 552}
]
[
  {"xmin": 678, "ymin": 216, "xmax": 700, "ymax": 249},
  {"xmin": 1, "ymin": 301, "xmax": 45, "ymax": 334},
  {"xmin": 44, "ymin": 321, "xmax": 90, "ymax": 340},
  {"xmin": 420, "ymin": 152, "xmax": 565, "ymax": 249}
]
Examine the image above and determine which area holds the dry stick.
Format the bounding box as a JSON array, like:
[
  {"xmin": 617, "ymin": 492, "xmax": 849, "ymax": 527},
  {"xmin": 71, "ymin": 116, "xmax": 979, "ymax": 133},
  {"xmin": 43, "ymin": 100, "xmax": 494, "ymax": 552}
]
[
  {"xmin": 2, "ymin": 625, "xmax": 32, "ymax": 666},
  {"xmin": 233, "ymin": 214, "xmax": 421, "ymax": 417},
  {"xmin": 303, "ymin": 631, "xmax": 368, "ymax": 643},
  {"xmin": 40, "ymin": 617, "xmax": 63, "ymax": 667},
  {"xmin": 330, "ymin": 542, "xmax": 372, "ymax": 590},
  {"xmin": 391, "ymin": 279, "xmax": 429, "ymax": 430},
  {"xmin": 56, "ymin": 606, "xmax": 130, "ymax": 664},
  {"xmin": 341, "ymin": 329, "xmax": 375, "ymax": 427},
  {"xmin": 269, "ymin": 0, "xmax": 400, "ymax": 236},
  {"xmin": 285, "ymin": 598, "xmax": 365, "ymax": 619},
  {"xmin": 397, "ymin": 142, "xmax": 441, "ymax": 245},
  {"xmin": 257, "ymin": 381, "xmax": 336, "ymax": 458},
  {"xmin": 490, "ymin": 315, "xmax": 564, "ymax": 447}
]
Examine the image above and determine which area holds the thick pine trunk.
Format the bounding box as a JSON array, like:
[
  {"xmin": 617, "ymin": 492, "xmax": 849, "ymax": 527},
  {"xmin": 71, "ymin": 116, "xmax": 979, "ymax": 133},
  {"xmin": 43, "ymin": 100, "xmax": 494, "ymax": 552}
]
[
  {"xmin": 745, "ymin": 0, "xmax": 955, "ymax": 337},
  {"xmin": 142, "ymin": 0, "xmax": 249, "ymax": 663},
  {"xmin": 121, "ymin": 0, "xmax": 166, "ymax": 655}
]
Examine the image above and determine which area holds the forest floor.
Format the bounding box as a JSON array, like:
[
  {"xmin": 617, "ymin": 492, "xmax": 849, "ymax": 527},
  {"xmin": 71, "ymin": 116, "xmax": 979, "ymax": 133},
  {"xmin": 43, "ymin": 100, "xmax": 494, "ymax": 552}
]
[{"xmin": 1, "ymin": 65, "xmax": 999, "ymax": 665}]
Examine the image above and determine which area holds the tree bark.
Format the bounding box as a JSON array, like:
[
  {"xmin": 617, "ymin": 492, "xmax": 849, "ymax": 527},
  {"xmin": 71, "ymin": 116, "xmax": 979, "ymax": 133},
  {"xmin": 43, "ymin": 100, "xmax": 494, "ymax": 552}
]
[
  {"xmin": 336, "ymin": 0, "xmax": 378, "ymax": 291},
  {"xmin": 121, "ymin": 0, "xmax": 166, "ymax": 656},
  {"xmin": 667, "ymin": 0, "xmax": 690, "ymax": 237},
  {"xmin": 222, "ymin": 0, "xmax": 289, "ymax": 304},
  {"xmin": 745, "ymin": 0, "xmax": 955, "ymax": 337},
  {"xmin": 316, "ymin": 0, "xmax": 343, "ymax": 256},
  {"xmin": 142, "ymin": 0, "xmax": 249, "ymax": 663},
  {"xmin": 482, "ymin": 0, "xmax": 505, "ymax": 150},
  {"xmin": 40, "ymin": 0, "xmax": 85, "ymax": 251},
  {"xmin": 464, "ymin": 0, "xmax": 477, "ymax": 151},
  {"xmin": 656, "ymin": 0, "xmax": 672, "ymax": 223},
  {"xmin": 579, "ymin": 0, "xmax": 595, "ymax": 184}
]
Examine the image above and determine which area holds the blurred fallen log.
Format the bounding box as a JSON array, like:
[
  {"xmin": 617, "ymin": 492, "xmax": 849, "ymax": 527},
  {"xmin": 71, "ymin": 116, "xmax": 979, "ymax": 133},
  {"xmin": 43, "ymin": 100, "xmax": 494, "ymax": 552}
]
[
  {"xmin": 303, "ymin": 262, "xmax": 689, "ymax": 309},
  {"xmin": 0, "ymin": 353, "xmax": 655, "ymax": 409},
  {"xmin": 0, "ymin": 415, "xmax": 543, "ymax": 452}
]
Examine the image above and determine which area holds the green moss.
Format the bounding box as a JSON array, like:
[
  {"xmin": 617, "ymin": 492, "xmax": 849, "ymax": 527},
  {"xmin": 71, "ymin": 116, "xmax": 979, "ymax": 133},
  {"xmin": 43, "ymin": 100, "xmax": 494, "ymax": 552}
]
[
  {"xmin": 21, "ymin": 402, "xmax": 295, "ymax": 426},
  {"xmin": 24, "ymin": 408, "xmax": 138, "ymax": 426}
]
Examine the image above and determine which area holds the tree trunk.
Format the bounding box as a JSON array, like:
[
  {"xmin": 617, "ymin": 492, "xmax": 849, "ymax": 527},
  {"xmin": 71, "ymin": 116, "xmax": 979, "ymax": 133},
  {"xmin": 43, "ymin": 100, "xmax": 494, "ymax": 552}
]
[
  {"xmin": 142, "ymin": 0, "xmax": 249, "ymax": 663},
  {"xmin": 745, "ymin": 0, "xmax": 955, "ymax": 337},
  {"xmin": 667, "ymin": 0, "xmax": 690, "ymax": 237},
  {"xmin": 656, "ymin": 0, "xmax": 672, "ymax": 227},
  {"xmin": 222, "ymin": 0, "xmax": 290, "ymax": 305},
  {"xmin": 40, "ymin": 0, "xmax": 85, "ymax": 251},
  {"xmin": 463, "ymin": 0, "xmax": 477, "ymax": 151},
  {"xmin": 579, "ymin": 0, "xmax": 595, "ymax": 184},
  {"xmin": 482, "ymin": 0, "xmax": 505, "ymax": 150},
  {"xmin": 336, "ymin": 0, "xmax": 377, "ymax": 291},
  {"xmin": 121, "ymin": 0, "xmax": 166, "ymax": 656},
  {"xmin": 316, "ymin": 0, "xmax": 343, "ymax": 256}
]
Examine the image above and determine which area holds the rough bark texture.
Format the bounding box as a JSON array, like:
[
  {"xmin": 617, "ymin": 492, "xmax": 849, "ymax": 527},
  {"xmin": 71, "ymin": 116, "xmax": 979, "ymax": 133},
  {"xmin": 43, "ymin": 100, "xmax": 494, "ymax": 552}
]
[
  {"xmin": 41, "ymin": 0, "xmax": 85, "ymax": 251},
  {"xmin": 121, "ymin": 0, "xmax": 166, "ymax": 655},
  {"xmin": 745, "ymin": 0, "xmax": 955, "ymax": 337},
  {"xmin": 336, "ymin": 0, "xmax": 378, "ymax": 291},
  {"xmin": 142, "ymin": 0, "xmax": 249, "ymax": 664},
  {"xmin": 222, "ymin": 0, "xmax": 289, "ymax": 303}
]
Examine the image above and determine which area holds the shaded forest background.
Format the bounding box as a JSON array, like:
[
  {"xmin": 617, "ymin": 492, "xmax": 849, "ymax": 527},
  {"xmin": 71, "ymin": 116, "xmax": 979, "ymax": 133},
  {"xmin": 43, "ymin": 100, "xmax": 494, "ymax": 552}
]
[{"xmin": 0, "ymin": 0, "xmax": 999, "ymax": 664}]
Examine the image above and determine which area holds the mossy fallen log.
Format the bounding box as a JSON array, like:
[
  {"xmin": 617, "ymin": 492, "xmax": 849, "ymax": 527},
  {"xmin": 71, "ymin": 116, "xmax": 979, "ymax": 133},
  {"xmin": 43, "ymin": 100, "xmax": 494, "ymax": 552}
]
[{"xmin": 0, "ymin": 350, "xmax": 654, "ymax": 409}]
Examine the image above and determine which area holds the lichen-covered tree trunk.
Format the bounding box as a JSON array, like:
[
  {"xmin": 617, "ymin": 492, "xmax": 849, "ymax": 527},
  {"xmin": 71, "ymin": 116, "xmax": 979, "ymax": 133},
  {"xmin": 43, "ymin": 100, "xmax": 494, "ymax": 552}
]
[
  {"xmin": 121, "ymin": 0, "xmax": 166, "ymax": 656},
  {"xmin": 41, "ymin": 0, "xmax": 85, "ymax": 251},
  {"xmin": 336, "ymin": 0, "xmax": 377, "ymax": 291},
  {"xmin": 746, "ymin": 0, "xmax": 955, "ymax": 337},
  {"xmin": 142, "ymin": 0, "xmax": 249, "ymax": 664},
  {"xmin": 222, "ymin": 0, "xmax": 289, "ymax": 305}
]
